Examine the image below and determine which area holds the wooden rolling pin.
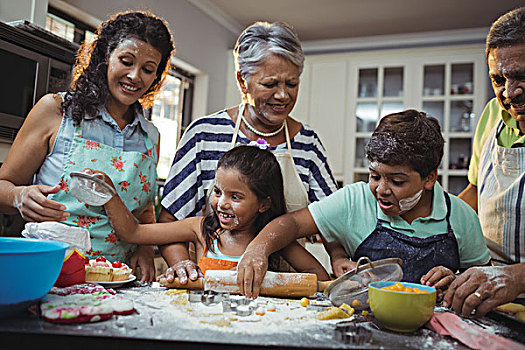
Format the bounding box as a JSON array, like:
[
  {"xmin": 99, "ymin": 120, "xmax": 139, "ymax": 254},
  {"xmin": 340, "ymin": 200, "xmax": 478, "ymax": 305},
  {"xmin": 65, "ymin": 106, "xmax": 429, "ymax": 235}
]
[{"xmin": 160, "ymin": 270, "xmax": 332, "ymax": 298}]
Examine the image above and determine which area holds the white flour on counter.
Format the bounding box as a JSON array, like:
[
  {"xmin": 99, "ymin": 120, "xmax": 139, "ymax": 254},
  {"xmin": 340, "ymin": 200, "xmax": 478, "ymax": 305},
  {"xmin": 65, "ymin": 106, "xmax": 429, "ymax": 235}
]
[{"xmin": 119, "ymin": 287, "xmax": 339, "ymax": 335}]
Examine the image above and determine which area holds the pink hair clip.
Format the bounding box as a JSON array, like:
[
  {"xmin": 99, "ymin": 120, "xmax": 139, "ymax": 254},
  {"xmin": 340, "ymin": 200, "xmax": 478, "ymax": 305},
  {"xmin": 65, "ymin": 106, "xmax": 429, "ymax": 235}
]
[{"xmin": 247, "ymin": 138, "xmax": 269, "ymax": 150}]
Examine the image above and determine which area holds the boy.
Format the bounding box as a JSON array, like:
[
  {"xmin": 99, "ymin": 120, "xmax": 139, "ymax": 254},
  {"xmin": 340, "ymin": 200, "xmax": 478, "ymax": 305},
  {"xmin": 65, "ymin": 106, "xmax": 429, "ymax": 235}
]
[{"xmin": 237, "ymin": 110, "xmax": 491, "ymax": 298}]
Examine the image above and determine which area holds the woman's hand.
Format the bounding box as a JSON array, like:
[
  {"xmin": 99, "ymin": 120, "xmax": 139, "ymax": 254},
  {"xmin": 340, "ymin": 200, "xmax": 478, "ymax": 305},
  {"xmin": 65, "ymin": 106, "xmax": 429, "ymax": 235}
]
[
  {"xmin": 156, "ymin": 259, "xmax": 203, "ymax": 284},
  {"xmin": 331, "ymin": 257, "xmax": 357, "ymax": 277},
  {"xmin": 129, "ymin": 245, "xmax": 156, "ymax": 281},
  {"xmin": 420, "ymin": 266, "xmax": 456, "ymax": 300},
  {"xmin": 13, "ymin": 185, "xmax": 69, "ymax": 222},
  {"xmin": 443, "ymin": 264, "xmax": 525, "ymax": 317}
]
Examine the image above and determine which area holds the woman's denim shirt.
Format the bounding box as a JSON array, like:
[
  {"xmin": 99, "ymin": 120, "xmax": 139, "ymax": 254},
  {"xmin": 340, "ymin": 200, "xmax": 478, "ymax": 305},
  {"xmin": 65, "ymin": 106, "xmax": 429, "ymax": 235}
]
[{"xmin": 34, "ymin": 95, "xmax": 159, "ymax": 187}]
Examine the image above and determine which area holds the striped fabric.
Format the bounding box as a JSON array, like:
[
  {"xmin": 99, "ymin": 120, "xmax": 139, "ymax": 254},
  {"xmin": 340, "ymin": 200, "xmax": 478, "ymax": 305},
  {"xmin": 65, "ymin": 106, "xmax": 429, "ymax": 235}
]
[
  {"xmin": 478, "ymin": 120, "xmax": 525, "ymax": 264},
  {"xmin": 161, "ymin": 110, "xmax": 338, "ymax": 219}
]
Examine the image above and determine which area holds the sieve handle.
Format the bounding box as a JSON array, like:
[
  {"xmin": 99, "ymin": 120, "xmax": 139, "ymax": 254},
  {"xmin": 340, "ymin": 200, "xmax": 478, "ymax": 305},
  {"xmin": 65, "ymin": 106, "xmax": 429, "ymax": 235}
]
[{"xmin": 355, "ymin": 256, "xmax": 373, "ymax": 274}]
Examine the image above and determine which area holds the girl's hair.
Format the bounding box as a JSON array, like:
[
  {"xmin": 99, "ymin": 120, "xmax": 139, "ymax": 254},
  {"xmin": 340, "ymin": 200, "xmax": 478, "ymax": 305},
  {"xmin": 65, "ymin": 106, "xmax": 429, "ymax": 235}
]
[
  {"xmin": 365, "ymin": 109, "xmax": 444, "ymax": 179},
  {"xmin": 62, "ymin": 10, "xmax": 175, "ymax": 124},
  {"xmin": 233, "ymin": 21, "xmax": 304, "ymax": 88},
  {"xmin": 202, "ymin": 145, "xmax": 286, "ymax": 253}
]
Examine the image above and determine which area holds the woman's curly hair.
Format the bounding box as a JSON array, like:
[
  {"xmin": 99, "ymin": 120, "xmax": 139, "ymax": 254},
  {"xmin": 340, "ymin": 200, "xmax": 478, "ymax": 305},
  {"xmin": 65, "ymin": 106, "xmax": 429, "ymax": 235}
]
[{"xmin": 62, "ymin": 11, "xmax": 174, "ymax": 124}]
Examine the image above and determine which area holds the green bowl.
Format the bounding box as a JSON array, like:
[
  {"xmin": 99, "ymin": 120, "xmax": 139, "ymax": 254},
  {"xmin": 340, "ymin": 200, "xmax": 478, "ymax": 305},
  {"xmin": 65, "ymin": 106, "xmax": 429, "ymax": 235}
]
[{"xmin": 368, "ymin": 281, "xmax": 436, "ymax": 332}]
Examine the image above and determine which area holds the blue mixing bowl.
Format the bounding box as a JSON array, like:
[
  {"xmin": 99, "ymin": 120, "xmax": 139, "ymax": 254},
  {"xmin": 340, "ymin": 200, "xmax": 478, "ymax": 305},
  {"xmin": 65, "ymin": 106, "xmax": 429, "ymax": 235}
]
[{"xmin": 0, "ymin": 237, "xmax": 69, "ymax": 315}]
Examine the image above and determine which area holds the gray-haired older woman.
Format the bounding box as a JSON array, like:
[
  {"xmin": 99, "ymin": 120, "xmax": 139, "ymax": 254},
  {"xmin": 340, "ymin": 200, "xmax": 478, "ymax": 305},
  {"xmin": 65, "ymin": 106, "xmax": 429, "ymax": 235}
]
[{"xmin": 157, "ymin": 22, "xmax": 338, "ymax": 283}]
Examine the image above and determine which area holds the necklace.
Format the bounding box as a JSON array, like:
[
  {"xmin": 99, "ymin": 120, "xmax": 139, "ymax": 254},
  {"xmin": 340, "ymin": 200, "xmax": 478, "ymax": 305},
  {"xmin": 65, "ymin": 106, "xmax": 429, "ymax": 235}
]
[{"xmin": 241, "ymin": 114, "xmax": 285, "ymax": 137}]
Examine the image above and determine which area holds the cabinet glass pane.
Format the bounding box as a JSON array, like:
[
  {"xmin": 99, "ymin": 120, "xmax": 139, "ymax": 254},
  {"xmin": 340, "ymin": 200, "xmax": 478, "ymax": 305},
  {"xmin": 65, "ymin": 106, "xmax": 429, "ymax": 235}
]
[
  {"xmin": 448, "ymin": 176, "xmax": 469, "ymax": 195},
  {"xmin": 381, "ymin": 101, "xmax": 404, "ymax": 119},
  {"xmin": 358, "ymin": 68, "xmax": 378, "ymax": 97},
  {"xmin": 355, "ymin": 137, "xmax": 370, "ymax": 168},
  {"xmin": 383, "ymin": 67, "xmax": 403, "ymax": 97},
  {"xmin": 449, "ymin": 138, "xmax": 472, "ymax": 170},
  {"xmin": 451, "ymin": 63, "xmax": 474, "ymax": 95},
  {"xmin": 423, "ymin": 65, "xmax": 445, "ymax": 96},
  {"xmin": 422, "ymin": 101, "xmax": 444, "ymax": 131},
  {"xmin": 450, "ymin": 100, "xmax": 474, "ymax": 132},
  {"xmin": 354, "ymin": 173, "xmax": 369, "ymax": 183},
  {"xmin": 356, "ymin": 102, "xmax": 378, "ymax": 132}
]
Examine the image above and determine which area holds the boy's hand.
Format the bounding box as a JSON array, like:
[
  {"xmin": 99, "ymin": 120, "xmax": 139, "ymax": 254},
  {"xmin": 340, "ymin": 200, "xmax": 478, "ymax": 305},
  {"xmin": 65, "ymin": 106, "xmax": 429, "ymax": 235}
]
[
  {"xmin": 421, "ymin": 265, "xmax": 455, "ymax": 299},
  {"xmin": 331, "ymin": 257, "xmax": 357, "ymax": 277}
]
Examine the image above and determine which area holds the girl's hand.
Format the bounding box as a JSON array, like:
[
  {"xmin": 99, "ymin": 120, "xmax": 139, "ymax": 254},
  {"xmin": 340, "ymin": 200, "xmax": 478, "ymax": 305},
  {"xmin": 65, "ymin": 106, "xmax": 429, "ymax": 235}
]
[
  {"xmin": 421, "ymin": 265, "xmax": 455, "ymax": 300},
  {"xmin": 13, "ymin": 185, "xmax": 68, "ymax": 222},
  {"xmin": 129, "ymin": 245, "xmax": 156, "ymax": 282},
  {"xmin": 332, "ymin": 257, "xmax": 357, "ymax": 277},
  {"xmin": 81, "ymin": 168, "xmax": 116, "ymax": 191},
  {"xmin": 157, "ymin": 260, "xmax": 203, "ymax": 284}
]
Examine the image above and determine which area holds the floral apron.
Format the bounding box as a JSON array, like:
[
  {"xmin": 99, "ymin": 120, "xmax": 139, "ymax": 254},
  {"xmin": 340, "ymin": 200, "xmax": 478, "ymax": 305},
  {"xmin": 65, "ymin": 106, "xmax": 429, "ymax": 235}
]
[{"xmin": 49, "ymin": 123, "xmax": 157, "ymax": 263}]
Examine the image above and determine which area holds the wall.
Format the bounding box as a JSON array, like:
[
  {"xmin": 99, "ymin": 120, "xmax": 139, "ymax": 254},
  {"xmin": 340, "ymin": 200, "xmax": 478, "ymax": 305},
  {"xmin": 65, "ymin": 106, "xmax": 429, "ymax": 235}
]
[{"xmin": 0, "ymin": 0, "xmax": 238, "ymax": 117}]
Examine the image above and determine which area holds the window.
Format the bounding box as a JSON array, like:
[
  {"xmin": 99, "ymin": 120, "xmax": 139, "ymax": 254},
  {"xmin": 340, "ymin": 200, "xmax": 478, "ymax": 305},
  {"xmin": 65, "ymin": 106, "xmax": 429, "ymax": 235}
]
[
  {"xmin": 46, "ymin": 6, "xmax": 96, "ymax": 46},
  {"xmin": 151, "ymin": 68, "xmax": 195, "ymax": 180},
  {"xmin": 45, "ymin": 13, "xmax": 75, "ymax": 42}
]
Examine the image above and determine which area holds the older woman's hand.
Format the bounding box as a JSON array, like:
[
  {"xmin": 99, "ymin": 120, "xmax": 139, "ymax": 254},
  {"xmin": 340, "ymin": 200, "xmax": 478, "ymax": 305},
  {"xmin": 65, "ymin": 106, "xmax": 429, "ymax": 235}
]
[
  {"xmin": 443, "ymin": 264, "xmax": 525, "ymax": 317},
  {"xmin": 157, "ymin": 260, "xmax": 203, "ymax": 284},
  {"xmin": 130, "ymin": 245, "xmax": 156, "ymax": 281}
]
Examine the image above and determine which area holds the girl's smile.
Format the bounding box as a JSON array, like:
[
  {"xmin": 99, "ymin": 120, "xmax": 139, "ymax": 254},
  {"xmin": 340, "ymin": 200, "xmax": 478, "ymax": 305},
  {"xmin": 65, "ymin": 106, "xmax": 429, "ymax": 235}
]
[{"xmin": 211, "ymin": 168, "xmax": 269, "ymax": 233}]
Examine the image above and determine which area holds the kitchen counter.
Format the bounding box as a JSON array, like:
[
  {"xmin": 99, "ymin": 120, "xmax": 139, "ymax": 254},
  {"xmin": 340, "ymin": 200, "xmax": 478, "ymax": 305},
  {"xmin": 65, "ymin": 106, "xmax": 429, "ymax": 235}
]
[{"xmin": 1, "ymin": 282, "xmax": 524, "ymax": 350}]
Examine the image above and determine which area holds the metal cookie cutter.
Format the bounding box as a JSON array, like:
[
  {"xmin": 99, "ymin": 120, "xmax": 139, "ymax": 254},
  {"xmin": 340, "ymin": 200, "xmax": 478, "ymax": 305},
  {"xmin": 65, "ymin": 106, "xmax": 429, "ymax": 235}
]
[
  {"xmin": 189, "ymin": 290, "xmax": 229, "ymax": 305},
  {"xmin": 226, "ymin": 297, "xmax": 255, "ymax": 316},
  {"xmin": 335, "ymin": 320, "xmax": 374, "ymax": 345}
]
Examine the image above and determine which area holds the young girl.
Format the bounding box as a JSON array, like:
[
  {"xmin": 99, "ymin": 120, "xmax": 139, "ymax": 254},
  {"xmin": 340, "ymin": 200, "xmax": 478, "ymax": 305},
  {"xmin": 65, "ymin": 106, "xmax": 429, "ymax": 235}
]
[
  {"xmin": 0, "ymin": 11, "xmax": 174, "ymax": 280},
  {"xmin": 235, "ymin": 110, "xmax": 492, "ymax": 298},
  {"xmin": 98, "ymin": 144, "xmax": 330, "ymax": 279}
]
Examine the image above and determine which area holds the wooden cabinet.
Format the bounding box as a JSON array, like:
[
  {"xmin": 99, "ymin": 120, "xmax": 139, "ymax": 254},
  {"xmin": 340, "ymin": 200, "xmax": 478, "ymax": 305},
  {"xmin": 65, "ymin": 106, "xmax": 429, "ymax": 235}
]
[{"xmin": 294, "ymin": 44, "xmax": 489, "ymax": 194}]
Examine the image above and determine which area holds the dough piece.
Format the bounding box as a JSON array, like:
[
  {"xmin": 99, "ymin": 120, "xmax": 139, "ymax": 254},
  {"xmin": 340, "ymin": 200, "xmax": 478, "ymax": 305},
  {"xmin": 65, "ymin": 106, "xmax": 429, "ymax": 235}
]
[
  {"xmin": 495, "ymin": 302, "xmax": 525, "ymax": 314},
  {"xmin": 316, "ymin": 306, "xmax": 350, "ymax": 320}
]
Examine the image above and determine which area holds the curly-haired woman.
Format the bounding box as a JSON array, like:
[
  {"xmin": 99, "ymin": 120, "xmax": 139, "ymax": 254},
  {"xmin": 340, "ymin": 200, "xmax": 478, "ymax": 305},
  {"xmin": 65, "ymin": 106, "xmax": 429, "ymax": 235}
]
[{"xmin": 0, "ymin": 11, "xmax": 175, "ymax": 281}]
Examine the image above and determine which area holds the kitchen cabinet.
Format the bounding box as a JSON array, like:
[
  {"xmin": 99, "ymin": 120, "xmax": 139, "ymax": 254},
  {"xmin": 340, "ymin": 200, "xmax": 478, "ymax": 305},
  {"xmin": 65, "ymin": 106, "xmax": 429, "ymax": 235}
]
[{"xmin": 295, "ymin": 44, "xmax": 488, "ymax": 194}]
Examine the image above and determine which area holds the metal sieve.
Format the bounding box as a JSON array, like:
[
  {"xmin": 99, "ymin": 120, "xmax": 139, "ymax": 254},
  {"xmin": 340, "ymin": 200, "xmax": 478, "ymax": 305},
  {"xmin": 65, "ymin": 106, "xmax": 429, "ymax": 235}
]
[
  {"xmin": 324, "ymin": 257, "xmax": 403, "ymax": 310},
  {"xmin": 69, "ymin": 171, "xmax": 116, "ymax": 206}
]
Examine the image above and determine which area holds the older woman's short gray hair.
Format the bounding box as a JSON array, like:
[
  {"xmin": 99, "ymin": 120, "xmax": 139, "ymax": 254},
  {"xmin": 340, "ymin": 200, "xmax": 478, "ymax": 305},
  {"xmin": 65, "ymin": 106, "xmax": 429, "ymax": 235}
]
[{"xmin": 233, "ymin": 21, "xmax": 304, "ymax": 82}]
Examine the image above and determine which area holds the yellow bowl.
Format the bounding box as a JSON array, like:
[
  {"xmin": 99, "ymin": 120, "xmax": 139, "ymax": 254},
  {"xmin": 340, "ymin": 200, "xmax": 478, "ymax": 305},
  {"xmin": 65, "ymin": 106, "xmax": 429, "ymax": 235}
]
[{"xmin": 368, "ymin": 281, "xmax": 436, "ymax": 332}]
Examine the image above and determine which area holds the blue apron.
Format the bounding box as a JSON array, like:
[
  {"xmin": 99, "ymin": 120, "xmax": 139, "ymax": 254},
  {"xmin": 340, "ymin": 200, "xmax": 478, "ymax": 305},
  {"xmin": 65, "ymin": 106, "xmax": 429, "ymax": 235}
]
[{"xmin": 353, "ymin": 192, "xmax": 460, "ymax": 282}]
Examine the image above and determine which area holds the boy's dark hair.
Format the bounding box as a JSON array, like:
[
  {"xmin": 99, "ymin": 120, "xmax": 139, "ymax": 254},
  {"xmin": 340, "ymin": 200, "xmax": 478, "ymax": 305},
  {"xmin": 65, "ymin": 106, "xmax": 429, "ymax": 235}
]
[
  {"xmin": 202, "ymin": 145, "xmax": 286, "ymax": 253},
  {"xmin": 365, "ymin": 109, "xmax": 444, "ymax": 178},
  {"xmin": 486, "ymin": 7, "xmax": 525, "ymax": 59},
  {"xmin": 63, "ymin": 10, "xmax": 175, "ymax": 124}
]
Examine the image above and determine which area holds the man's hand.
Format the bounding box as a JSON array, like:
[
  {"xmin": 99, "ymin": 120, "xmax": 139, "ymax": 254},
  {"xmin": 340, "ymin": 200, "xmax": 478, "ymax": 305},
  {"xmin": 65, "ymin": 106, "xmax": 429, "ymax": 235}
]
[{"xmin": 443, "ymin": 265, "xmax": 525, "ymax": 317}]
